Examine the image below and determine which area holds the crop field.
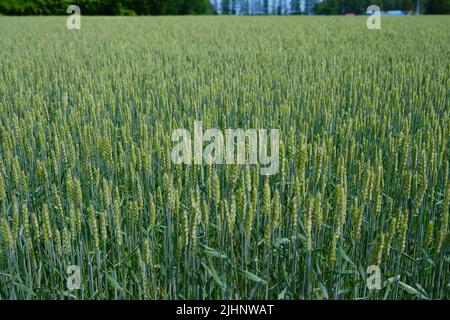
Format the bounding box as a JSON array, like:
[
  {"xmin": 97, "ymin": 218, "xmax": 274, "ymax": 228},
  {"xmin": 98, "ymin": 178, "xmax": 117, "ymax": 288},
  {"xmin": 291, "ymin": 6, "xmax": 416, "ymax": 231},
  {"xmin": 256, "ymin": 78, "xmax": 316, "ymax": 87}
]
[{"xmin": 0, "ymin": 16, "xmax": 449, "ymax": 300}]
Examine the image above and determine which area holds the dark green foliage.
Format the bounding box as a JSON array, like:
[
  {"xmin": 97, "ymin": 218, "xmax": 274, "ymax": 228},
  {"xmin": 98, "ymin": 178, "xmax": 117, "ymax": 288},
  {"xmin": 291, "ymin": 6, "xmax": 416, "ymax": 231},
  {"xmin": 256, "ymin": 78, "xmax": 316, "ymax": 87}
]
[
  {"xmin": 426, "ymin": 0, "xmax": 450, "ymax": 13},
  {"xmin": 0, "ymin": 0, "xmax": 214, "ymax": 15}
]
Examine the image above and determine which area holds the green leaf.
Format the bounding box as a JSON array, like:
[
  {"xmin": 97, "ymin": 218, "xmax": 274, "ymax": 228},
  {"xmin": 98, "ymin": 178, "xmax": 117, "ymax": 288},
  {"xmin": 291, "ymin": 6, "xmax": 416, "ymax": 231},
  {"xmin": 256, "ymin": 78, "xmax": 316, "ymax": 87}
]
[
  {"xmin": 338, "ymin": 247, "xmax": 355, "ymax": 266},
  {"xmin": 202, "ymin": 262, "xmax": 225, "ymax": 288},
  {"xmin": 242, "ymin": 270, "xmax": 265, "ymax": 284}
]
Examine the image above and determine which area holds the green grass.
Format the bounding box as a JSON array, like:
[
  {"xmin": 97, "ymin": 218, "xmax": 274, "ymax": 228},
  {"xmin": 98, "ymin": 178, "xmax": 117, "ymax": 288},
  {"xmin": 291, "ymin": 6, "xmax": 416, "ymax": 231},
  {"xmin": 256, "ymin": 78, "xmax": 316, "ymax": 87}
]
[{"xmin": 0, "ymin": 16, "xmax": 449, "ymax": 300}]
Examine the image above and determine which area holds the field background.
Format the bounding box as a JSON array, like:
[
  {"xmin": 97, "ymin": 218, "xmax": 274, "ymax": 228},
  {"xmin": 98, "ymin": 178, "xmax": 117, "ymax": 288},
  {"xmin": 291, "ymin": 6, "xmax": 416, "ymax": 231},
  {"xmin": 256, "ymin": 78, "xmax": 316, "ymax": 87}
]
[{"xmin": 0, "ymin": 16, "xmax": 449, "ymax": 299}]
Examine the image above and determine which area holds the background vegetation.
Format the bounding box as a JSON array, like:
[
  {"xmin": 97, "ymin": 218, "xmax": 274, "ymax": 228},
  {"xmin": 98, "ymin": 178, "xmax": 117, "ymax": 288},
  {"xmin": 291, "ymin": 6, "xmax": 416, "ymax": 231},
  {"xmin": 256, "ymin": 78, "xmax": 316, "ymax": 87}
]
[
  {"xmin": 315, "ymin": 0, "xmax": 450, "ymax": 14},
  {"xmin": 0, "ymin": 0, "xmax": 214, "ymax": 15}
]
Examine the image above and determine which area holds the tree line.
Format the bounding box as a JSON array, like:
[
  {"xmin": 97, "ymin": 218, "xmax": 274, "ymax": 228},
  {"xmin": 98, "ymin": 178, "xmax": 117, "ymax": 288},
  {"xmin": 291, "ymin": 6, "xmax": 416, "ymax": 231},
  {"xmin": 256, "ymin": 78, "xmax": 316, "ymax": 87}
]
[{"xmin": 0, "ymin": 0, "xmax": 448, "ymax": 15}]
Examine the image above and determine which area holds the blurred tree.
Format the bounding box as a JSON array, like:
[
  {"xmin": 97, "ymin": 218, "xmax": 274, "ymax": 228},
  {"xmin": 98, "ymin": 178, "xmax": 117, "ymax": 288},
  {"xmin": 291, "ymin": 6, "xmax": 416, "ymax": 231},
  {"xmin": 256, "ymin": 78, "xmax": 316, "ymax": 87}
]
[
  {"xmin": 230, "ymin": 0, "xmax": 236, "ymax": 14},
  {"xmin": 263, "ymin": 0, "xmax": 269, "ymax": 14},
  {"xmin": 241, "ymin": 0, "xmax": 250, "ymax": 14},
  {"xmin": 0, "ymin": 0, "xmax": 213, "ymax": 15}
]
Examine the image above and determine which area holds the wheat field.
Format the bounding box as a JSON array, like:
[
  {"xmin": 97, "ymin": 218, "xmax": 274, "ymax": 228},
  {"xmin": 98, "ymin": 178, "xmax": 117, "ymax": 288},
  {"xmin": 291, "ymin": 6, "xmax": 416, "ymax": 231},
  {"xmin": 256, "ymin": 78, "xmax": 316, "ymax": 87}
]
[{"xmin": 0, "ymin": 16, "xmax": 449, "ymax": 300}]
